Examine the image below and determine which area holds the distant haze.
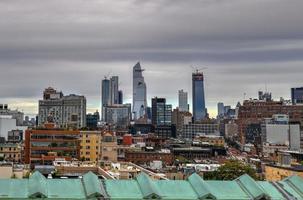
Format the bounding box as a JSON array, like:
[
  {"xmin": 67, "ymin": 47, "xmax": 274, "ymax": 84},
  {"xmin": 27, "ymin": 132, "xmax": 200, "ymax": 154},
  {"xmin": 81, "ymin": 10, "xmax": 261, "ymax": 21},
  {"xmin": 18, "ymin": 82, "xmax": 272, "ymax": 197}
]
[{"xmin": 0, "ymin": 0, "xmax": 303, "ymax": 117}]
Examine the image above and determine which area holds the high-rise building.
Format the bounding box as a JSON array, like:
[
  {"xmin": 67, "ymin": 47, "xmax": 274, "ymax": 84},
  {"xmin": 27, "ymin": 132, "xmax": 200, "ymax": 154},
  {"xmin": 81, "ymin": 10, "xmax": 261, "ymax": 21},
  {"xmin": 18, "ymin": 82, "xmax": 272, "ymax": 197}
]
[
  {"xmin": 101, "ymin": 78, "xmax": 111, "ymax": 116},
  {"xmin": 133, "ymin": 62, "xmax": 147, "ymax": 120},
  {"xmin": 103, "ymin": 104, "xmax": 131, "ymax": 129},
  {"xmin": 178, "ymin": 89, "xmax": 188, "ymax": 112},
  {"xmin": 291, "ymin": 87, "xmax": 303, "ymax": 105},
  {"xmin": 38, "ymin": 87, "xmax": 86, "ymax": 128},
  {"xmin": 217, "ymin": 102, "xmax": 224, "ymax": 118},
  {"xmin": 110, "ymin": 76, "xmax": 119, "ymax": 105},
  {"xmin": 152, "ymin": 97, "xmax": 174, "ymax": 138},
  {"xmin": 118, "ymin": 90, "xmax": 123, "ymax": 104},
  {"xmin": 151, "ymin": 97, "xmax": 172, "ymax": 126},
  {"xmin": 192, "ymin": 71, "xmax": 206, "ymax": 122}
]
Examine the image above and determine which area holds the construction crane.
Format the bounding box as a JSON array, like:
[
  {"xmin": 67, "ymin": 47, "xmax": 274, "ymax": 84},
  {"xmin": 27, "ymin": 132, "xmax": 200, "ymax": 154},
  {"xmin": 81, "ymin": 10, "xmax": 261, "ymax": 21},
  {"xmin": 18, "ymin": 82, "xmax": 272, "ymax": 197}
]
[{"xmin": 189, "ymin": 65, "xmax": 208, "ymax": 73}]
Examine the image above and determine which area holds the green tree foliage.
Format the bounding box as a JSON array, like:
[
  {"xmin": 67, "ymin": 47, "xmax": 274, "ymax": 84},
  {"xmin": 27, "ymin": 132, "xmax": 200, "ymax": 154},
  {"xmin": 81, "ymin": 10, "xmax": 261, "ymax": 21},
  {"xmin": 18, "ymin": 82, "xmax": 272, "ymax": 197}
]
[{"xmin": 203, "ymin": 160, "xmax": 260, "ymax": 180}]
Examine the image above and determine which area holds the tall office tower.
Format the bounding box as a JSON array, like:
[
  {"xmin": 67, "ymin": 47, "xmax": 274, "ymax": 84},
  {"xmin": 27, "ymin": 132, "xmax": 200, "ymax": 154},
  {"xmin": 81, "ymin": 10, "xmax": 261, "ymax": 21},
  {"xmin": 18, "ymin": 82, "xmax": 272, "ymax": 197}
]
[
  {"xmin": 133, "ymin": 62, "xmax": 147, "ymax": 120},
  {"xmin": 291, "ymin": 87, "xmax": 303, "ymax": 105},
  {"xmin": 178, "ymin": 89, "xmax": 188, "ymax": 112},
  {"xmin": 110, "ymin": 76, "xmax": 119, "ymax": 105},
  {"xmin": 118, "ymin": 90, "xmax": 123, "ymax": 104},
  {"xmin": 38, "ymin": 87, "xmax": 86, "ymax": 128},
  {"xmin": 192, "ymin": 71, "xmax": 206, "ymax": 122},
  {"xmin": 101, "ymin": 78, "xmax": 111, "ymax": 120},
  {"xmin": 217, "ymin": 102, "xmax": 225, "ymax": 118},
  {"xmin": 102, "ymin": 78, "xmax": 111, "ymax": 106},
  {"xmin": 151, "ymin": 97, "xmax": 172, "ymax": 126}
]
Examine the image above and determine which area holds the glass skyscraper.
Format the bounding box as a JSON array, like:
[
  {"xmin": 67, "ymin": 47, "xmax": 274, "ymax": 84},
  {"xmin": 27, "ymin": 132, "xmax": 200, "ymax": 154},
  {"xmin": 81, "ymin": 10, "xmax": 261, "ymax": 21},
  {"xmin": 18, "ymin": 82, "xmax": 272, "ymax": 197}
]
[{"xmin": 192, "ymin": 72, "xmax": 206, "ymax": 121}]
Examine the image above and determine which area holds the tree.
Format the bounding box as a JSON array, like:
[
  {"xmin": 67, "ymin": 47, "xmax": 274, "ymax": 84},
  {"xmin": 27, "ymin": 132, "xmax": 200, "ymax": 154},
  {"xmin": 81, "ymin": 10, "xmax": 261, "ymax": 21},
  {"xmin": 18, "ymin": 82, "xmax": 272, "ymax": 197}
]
[{"xmin": 203, "ymin": 160, "xmax": 261, "ymax": 180}]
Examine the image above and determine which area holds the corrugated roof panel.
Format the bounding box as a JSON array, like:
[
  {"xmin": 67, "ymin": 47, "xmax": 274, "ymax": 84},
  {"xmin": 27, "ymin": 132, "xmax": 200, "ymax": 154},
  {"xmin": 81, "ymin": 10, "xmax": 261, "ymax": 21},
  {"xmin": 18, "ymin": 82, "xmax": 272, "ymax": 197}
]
[
  {"xmin": 47, "ymin": 179, "xmax": 86, "ymax": 199},
  {"xmin": 156, "ymin": 180, "xmax": 198, "ymax": 200},
  {"xmin": 257, "ymin": 182, "xmax": 285, "ymax": 200},
  {"xmin": 105, "ymin": 180, "xmax": 143, "ymax": 200},
  {"xmin": 235, "ymin": 174, "xmax": 268, "ymax": 199}
]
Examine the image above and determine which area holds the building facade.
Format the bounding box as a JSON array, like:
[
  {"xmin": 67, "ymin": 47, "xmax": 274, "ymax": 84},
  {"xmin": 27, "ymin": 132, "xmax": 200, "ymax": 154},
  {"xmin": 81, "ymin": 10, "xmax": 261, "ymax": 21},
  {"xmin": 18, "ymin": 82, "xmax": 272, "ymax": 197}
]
[
  {"xmin": 100, "ymin": 132, "xmax": 118, "ymax": 162},
  {"xmin": 79, "ymin": 131, "xmax": 102, "ymax": 163},
  {"xmin": 133, "ymin": 62, "xmax": 147, "ymax": 120},
  {"xmin": 178, "ymin": 89, "xmax": 188, "ymax": 112},
  {"xmin": 0, "ymin": 104, "xmax": 24, "ymax": 126},
  {"xmin": 182, "ymin": 123, "xmax": 220, "ymax": 139},
  {"xmin": 103, "ymin": 104, "xmax": 131, "ymax": 129},
  {"xmin": 291, "ymin": 87, "xmax": 303, "ymax": 105},
  {"xmin": 192, "ymin": 72, "xmax": 206, "ymax": 122},
  {"xmin": 0, "ymin": 143, "xmax": 22, "ymax": 163},
  {"xmin": 24, "ymin": 126, "xmax": 80, "ymax": 165},
  {"xmin": 38, "ymin": 87, "xmax": 86, "ymax": 128},
  {"xmin": 236, "ymin": 100, "xmax": 303, "ymax": 145}
]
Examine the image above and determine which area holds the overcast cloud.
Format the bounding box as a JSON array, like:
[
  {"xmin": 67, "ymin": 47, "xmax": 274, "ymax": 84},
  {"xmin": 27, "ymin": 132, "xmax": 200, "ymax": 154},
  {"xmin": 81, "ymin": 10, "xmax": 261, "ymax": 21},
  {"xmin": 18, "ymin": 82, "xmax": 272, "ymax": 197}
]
[{"xmin": 0, "ymin": 0, "xmax": 303, "ymax": 117}]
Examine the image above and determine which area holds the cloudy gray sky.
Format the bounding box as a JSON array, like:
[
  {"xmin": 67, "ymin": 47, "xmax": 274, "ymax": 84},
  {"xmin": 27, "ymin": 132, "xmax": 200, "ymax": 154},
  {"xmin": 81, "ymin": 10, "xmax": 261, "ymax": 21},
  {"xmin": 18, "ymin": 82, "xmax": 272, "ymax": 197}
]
[{"xmin": 0, "ymin": 0, "xmax": 303, "ymax": 117}]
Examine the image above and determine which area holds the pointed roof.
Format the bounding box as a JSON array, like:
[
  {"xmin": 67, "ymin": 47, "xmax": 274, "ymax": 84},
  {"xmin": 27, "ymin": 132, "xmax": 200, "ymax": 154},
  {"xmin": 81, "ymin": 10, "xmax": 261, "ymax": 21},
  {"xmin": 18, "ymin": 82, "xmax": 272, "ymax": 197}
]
[
  {"xmin": 82, "ymin": 171, "xmax": 106, "ymax": 198},
  {"xmin": 282, "ymin": 175, "xmax": 303, "ymax": 197},
  {"xmin": 136, "ymin": 172, "xmax": 162, "ymax": 199},
  {"xmin": 28, "ymin": 171, "xmax": 48, "ymax": 198},
  {"xmin": 188, "ymin": 173, "xmax": 216, "ymax": 199},
  {"xmin": 235, "ymin": 174, "xmax": 269, "ymax": 200}
]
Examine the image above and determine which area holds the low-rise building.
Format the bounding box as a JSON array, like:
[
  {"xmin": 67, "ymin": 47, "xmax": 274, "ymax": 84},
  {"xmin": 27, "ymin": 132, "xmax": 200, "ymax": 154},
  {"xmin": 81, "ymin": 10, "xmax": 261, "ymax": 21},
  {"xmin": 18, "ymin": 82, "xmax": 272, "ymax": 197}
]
[
  {"xmin": 265, "ymin": 164, "xmax": 303, "ymax": 181},
  {"xmin": 24, "ymin": 123, "xmax": 80, "ymax": 166},
  {"xmin": 181, "ymin": 123, "xmax": 220, "ymax": 139},
  {"xmin": 79, "ymin": 131, "xmax": 102, "ymax": 163},
  {"xmin": 100, "ymin": 132, "xmax": 118, "ymax": 163},
  {"xmin": 125, "ymin": 150, "xmax": 173, "ymax": 165},
  {"xmin": 0, "ymin": 143, "xmax": 22, "ymax": 163},
  {"xmin": 193, "ymin": 135, "xmax": 225, "ymax": 147}
]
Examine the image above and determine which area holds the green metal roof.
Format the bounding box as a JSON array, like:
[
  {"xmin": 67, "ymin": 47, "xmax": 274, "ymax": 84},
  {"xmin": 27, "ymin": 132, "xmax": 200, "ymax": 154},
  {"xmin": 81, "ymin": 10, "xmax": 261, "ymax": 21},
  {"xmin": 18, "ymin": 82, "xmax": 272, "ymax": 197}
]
[{"xmin": 0, "ymin": 171, "xmax": 301, "ymax": 199}]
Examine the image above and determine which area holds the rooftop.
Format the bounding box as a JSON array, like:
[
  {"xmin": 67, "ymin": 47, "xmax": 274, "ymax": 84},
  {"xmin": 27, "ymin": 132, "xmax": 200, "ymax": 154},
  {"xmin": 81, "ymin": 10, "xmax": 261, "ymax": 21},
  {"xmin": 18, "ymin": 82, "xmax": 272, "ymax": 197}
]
[{"xmin": 0, "ymin": 171, "xmax": 301, "ymax": 199}]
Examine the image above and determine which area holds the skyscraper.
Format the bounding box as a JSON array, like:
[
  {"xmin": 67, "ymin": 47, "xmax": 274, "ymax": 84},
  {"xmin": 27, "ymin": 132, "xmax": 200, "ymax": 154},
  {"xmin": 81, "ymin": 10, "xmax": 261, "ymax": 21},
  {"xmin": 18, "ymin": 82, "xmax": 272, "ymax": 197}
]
[
  {"xmin": 101, "ymin": 78, "xmax": 111, "ymax": 120},
  {"xmin": 151, "ymin": 97, "xmax": 172, "ymax": 126},
  {"xmin": 133, "ymin": 62, "xmax": 147, "ymax": 120},
  {"xmin": 178, "ymin": 89, "xmax": 188, "ymax": 112},
  {"xmin": 217, "ymin": 102, "xmax": 224, "ymax": 118},
  {"xmin": 110, "ymin": 76, "xmax": 119, "ymax": 105},
  {"xmin": 118, "ymin": 90, "xmax": 123, "ymax": 104},
  {"xmin": 192, "ymin": 71, "xmax": 206, "ymax": 121}
]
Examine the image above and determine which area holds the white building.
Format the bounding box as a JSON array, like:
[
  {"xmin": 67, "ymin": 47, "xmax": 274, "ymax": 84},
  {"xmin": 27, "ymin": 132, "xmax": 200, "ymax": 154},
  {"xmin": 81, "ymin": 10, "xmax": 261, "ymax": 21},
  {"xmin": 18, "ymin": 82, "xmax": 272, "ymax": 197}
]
[
  {"xmin": 0, "ymin": 104, "xmax": 24, "ymax": 126},
  {"xmin": 132, "ymin": 62, "xmax": 147, "ymax": 120},
  {"xmin": 0, "ymin": 116, "xmax": 27, "ymax": 140},
  {"xmin": 262, "ymin": 123, "xmax": 300, "ymax": 151}
]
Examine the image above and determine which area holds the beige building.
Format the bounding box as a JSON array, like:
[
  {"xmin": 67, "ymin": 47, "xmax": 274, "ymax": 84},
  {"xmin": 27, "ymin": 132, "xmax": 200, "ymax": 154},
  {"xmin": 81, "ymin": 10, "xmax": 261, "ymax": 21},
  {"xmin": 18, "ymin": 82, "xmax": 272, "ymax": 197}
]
[
  {"xmin": 79, "ymin": 131, "xmax": 102, "ymax": 163},
  {"xmin": 100, "ymin": 132, "xmax": 118, "ymax": 163},
  {"xmin": 0, "ymin": 143, "xmax": 22, "ymax": 163},
  {"xmin": 265, "ymin": 164, "xmax": 303, "ymax": 181}
]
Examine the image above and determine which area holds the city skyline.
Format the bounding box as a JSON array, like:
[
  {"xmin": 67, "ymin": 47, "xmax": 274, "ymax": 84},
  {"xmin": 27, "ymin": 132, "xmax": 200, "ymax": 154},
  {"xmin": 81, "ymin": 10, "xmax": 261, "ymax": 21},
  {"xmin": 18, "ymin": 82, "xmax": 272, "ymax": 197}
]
[{"xmin": 0, "ymin": 0, "xmax": 303, "ymax": 117}]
